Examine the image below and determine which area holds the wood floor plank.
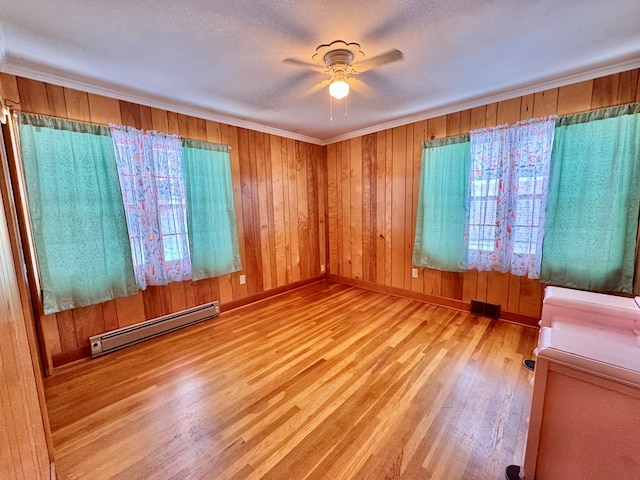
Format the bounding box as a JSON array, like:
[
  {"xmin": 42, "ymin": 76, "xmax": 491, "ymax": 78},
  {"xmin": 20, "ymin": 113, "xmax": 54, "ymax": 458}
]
[{"xmin": 45, "ymin": 281, "xmax": 537, "ymax": 480}]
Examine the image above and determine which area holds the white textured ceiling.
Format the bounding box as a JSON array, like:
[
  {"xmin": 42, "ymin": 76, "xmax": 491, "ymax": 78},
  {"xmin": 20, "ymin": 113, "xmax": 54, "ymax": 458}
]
[{"xmin": 1, "ymin": 0, "xmax": 640, "ymax": 145}]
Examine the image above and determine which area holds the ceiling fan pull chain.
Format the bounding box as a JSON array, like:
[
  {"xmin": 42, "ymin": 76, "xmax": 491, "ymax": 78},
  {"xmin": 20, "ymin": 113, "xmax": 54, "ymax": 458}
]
[{"xmin": 330, "ymin": 94, "xmax": 333, "ymax": 121}]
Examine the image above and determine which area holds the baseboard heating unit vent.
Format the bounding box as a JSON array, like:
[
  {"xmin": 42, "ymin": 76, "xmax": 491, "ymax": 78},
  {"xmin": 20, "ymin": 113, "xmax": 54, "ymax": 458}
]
[
  {"xmin": 470, "ymin": 299, "xmax": 500, "ymax": 319},
  {"xmin": 89, "ymin": 301, "xmax": 220, "ymax": 357}
]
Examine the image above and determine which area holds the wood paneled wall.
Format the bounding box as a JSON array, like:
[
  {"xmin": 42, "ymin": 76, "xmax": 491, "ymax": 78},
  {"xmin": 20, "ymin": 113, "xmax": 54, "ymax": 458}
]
[
  {"xmin": 2, "ymin": 69, "xmax": 639, "ymax": 369},
  {"xmin": 0, "ymin": 127, "xmax": 52, "ymax": 478},
  {"xmin": 0, "ymin": 74, "xmax": 326, "ymax": 369},
  {"xmin": 327, "ymin": 69, "xmax": 640, "ymax": 321}
]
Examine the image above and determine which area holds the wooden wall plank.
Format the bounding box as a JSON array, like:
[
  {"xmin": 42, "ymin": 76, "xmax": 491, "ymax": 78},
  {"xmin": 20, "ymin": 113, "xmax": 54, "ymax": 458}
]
[
  {"xmin": 390, "ymin": 126, "xmax": 406, "ymax": 289},
  {"xmin": 327, "ymin": 144, "xmax": 338, "ymax": 275},
  {"xmin": 151, "ymin": 108, "xmax": 169, "ymax": 132},
  {"xmin": 507, "ymin": 275, "xmax": 522, "ymax": 313},
  {"xmin": 238, "ymin": 128, "xmax": 261, "ymax": 295},
  {"xmin": 410, "ymin": 121, "xmax": 425, "ymax": 293},
  {"xmin": 168, "ymin": 282, "xmax": 187, "ymax": 313},
  {"xmin": 40, "ymin": 314, "xmax": 62, "ymax": 355},
  {"xmin": 193, "ymin": 280, "xmax": 213, "ymax": 306},
  {"xmin": 520, "ymin": 93, "xmax": 534, "ymax": 119},
  {"xmin": 271, "ymin": 136, "xmax": 287, "ymax": 286},
  {"xmin": 88, "ymin": 94, "xmax": 121, "ymax": 124},
  {"xmin": 317, "ymin": 145, "xmax": 328, "ymax": 276},
  {"xmin": 102, "ymin": 300, "xmax": 119, "ymax": 332},
  {"xmin": 227, "ymin": 125, "xmax": 248, "ymax": 299},
  {"xmin": 591, "ymin": 74, "xmax": 620, "ymax": 109},
  {"xmin": 114, "ymin": 294, "xmax": 146, "ymax": 327},
  {"xmin": 72, "ymin": 305, "xmax": 105, "ymax": 347},
  {"xmin": 63, "ymin": 88, "xmax": 91, "ymax": 121},
  {"xmin": 497, "ymin": 97, "xmax": 521, "ymax": 125},
  {"xmin": 361, "ymin": 136, "xmax": 372, "ymax": 282},
  {"xmin": 286, "ymin": 138, "xmax": 301, "ymax": 282},
  {"xmin": 254, "ymin": 132, "xmax": 272, "ymax": 291},
  {"xmin": 616, "ymin": 69, "xmax": 639, "ymax": 104},
  {"xmin": 441, "ymin": 272, "xmax": 463, "ymax": 300},
  {"xmin": 533, "ymin": 88, "xmax": 559, "ymax": 117},
  {"xmin": 375, "ymin": 132, "xmax": 386, "ymax": 286},
  {"xmin": 266, "ymin": 135, "xmax": 281, "ymax": 286},
  {"xmin": 56, "ymin": 311, "xmax": 77, "ymax": 351},
  {"xmin": 312, "ymin": 148, "xmax": 327, "ymax": 279},
  {"xmin": 166, "ymin": 112, "xmax": 180, "ymax": 134},
  {"xmin": 1, "ymin": 73, "xmax": 20, "ymax": 108},
  {"xmin": 308, "ymin": 144, "xmax": 321, "ymax": 276},
  {"xmin": 16, "ymin": 77, "xmax": 49, "ymax": 114},
  {"xmin": 296, "ymin": 142, "xmax": 310, "ymax": 280},
  {"xmin": 45, "ymin": 84, "xmax": 67, "ymax": 118},
  {"xmin": 216, "ymin": 123, "xmax": 235, "ymax": 304},
  {"xmin": 138, "ymin": 106, "xmax": 153, "ymax": 130},
  {"xmin": 384, "ymin": 130, "xmax": 393, "ymax": 286},
  {"xmin": 143, "ymin": 286, "xmax": 172, "ymax": 319},
  {"xmin": 557, "ymin": 80, "xmax": 593, "ymax": 115},
  {"xmin": 280, "ymin": 136, "xmax": 294, "ymax": 284},
  {"xmin": 485, "ymin": 102, "xmax": 498, "ymax": 127},
  {"xmin": 462, "ymin": 270, "xmax": 478, "ymax": 303},
  {"xmin": 119, "ymin": 100, "xmax": 142, "ymax": 128},
  {"xmin": 350, "ymin": 137, "xmax": 363, "ymax": 280},
  {"xmin": 340, "ymin": 140, "xmax": 352, "ymax": 278},
  {"xmin": 445, "ymin": 112, "xmax": 461, "ymax": 136},
  {"xmin": 403, "ymin": 123, "xmax": 415, "ymax": 291},
  {"xmin": 486, "ymin": 272, "xmax": 510, "ymax": 308},
  {"xmin": 519, "ymin": 278, "xmax": 543, "ymax": 317}
]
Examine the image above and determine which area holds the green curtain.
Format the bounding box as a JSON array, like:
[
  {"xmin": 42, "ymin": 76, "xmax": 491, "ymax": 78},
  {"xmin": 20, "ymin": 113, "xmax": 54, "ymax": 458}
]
[
  {"xmin": 182, "ymin": 140, "xmax": 242, "ymax": 280},
  {"xmin": 540, "ymin": 103, "xmax": 640, "ymax": 293},
  {"xmin": 413, "ymin": 136, "xmax": 470, "ymax": 272},
  {"xmin": 17, "ymin": 113, "xmax": 137, "ymax": 314}
]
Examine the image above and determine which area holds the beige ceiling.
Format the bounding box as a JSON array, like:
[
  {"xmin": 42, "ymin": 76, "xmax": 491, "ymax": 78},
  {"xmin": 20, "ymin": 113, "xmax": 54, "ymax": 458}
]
[{"xmin": 1, "ymin": 0, "xmax": 640, "ymax": 145}]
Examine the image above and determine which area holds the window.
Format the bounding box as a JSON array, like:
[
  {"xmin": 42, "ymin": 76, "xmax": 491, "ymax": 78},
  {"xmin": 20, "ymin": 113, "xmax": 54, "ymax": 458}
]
[
  {"xmin": 468, "ymin": 177, "xmax": 499, "ymax": 252},
  {"xmin": 412, "ymin": 137, "xmax": 469, "ymax": 271},
  {"xmin": 110, "ymin": 126, "xmax": 191, "ymax": 289},
  {"xmin": 541, "ymin": 104, "xmax": 640, "ymax": 293},
  {"xmin": 464, "ymin": 117, "xmax": 556, "ymax": 278},
  {"xmin": 17, "ymin": 113, "xmax": 137, "ymax": 314},
  {"xmin": 182, "ymin": 140, "xmax": 242, "ymax": 280}
]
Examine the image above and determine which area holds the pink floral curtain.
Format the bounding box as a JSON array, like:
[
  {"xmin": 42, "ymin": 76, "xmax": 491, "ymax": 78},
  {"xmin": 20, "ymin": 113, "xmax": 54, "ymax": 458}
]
[
  {"xmin": 110, "ymin": 125, "xmax": 191, "ymax": 289},
  {"xmin": 463, "ymin": 116, "xmax": 556, "ymax": 278}
]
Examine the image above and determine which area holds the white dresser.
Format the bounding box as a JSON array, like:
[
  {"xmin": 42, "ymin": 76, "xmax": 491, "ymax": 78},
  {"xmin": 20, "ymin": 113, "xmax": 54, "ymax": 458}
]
[{"xmin": 518, "ymin": 287, "xmax": 640, "ymax": 480}]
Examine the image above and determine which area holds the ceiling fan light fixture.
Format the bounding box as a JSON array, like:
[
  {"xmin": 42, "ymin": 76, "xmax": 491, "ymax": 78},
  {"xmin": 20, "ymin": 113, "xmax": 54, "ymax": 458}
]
[{"xmin": 329, "ymin": 78, "xmax": 350, "ymax": 99}]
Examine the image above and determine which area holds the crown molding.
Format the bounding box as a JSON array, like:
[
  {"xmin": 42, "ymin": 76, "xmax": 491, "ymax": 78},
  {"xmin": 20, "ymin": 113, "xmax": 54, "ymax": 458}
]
[
  {"xmin": 3, "ymin": 52, "xmax": 640, "ymax": 147},
  {"xmin": 1, "ymin": 56, "xmax": 325, "ymax": 146},
  {"xmin": 320, "ymin": 53, "xmax": 640, "ymax": 145}
]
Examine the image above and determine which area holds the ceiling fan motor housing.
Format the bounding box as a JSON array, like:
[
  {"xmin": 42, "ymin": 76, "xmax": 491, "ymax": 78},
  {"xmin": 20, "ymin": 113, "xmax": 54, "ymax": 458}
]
[{"xmin": 324, "ymin": 49, "xmax": 354, "ymax": 70}]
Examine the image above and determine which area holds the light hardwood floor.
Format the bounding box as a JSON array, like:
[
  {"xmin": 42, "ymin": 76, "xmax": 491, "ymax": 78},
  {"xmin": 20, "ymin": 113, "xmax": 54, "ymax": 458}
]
[{"xmin": 45, "ymin": 281, "xmax": 538, "ymax": 480}]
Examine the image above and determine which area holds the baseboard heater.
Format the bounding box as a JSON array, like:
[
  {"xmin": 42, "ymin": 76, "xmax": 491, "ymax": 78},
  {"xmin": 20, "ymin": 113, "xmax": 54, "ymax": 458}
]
[{"xmin": 89, "ymin": 301, "xmax": 220, "ymax": 357}]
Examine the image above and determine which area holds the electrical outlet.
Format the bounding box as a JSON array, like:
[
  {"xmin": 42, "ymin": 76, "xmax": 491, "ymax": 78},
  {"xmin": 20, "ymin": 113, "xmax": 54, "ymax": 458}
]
[
  {"xmin": 320, "ymin": 264, "xmax": 326, "ymax": 273},
  {"xmin": 411, "ymin": 268, "xmax": 418, "ymax": 278},
  {"xmin": 239, "ymin": 274, "xmax": 246, "ymax": 285}
]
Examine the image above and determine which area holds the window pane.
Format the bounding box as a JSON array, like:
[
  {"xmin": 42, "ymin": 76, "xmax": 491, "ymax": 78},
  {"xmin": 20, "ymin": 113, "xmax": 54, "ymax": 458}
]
[{"xmin": 163, "ymin": 234, "xmax": 186, "ymax": 262}]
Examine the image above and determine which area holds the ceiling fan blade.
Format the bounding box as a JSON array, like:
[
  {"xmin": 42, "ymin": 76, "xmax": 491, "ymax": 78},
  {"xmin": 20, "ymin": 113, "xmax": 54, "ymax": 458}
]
[
  {"xmin": 355, "ymin": 49, "xmax": 403, "ymax": 73},
  {"xmin": 282, "ymin": 57, "xmax": 325, "ymax": 72},
  {"xmin": 349, "ymin": 77, "xmax": 376, "ymax": 98},
  {"xmin": 306, "ymin": 79, "xmax": 331, "ymax": 96}
]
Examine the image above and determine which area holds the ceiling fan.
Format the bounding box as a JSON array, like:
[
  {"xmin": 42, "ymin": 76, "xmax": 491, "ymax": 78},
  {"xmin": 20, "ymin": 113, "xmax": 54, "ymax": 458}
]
[{"xmin": 283, "ymin": 40, "xmax": 404, "ymax": 101}]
